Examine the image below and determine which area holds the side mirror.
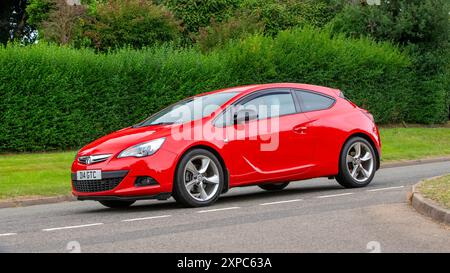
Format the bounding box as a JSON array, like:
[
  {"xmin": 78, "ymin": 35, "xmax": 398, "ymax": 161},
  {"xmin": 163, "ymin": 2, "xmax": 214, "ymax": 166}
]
[{"xmin": 234, "ymin": 109, "xmax": 258, "ymax": 125}]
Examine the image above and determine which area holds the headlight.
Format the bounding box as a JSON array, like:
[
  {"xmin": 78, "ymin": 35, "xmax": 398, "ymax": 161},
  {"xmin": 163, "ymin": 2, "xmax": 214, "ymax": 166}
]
[{"xmin": 117, "ymin": 138, "xmax": 166, "ymax": 158}]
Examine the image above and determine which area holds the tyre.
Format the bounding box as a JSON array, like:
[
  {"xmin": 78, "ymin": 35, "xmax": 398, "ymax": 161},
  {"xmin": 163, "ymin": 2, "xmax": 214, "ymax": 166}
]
[
  {"xmin": 258, "ymin": 182, "xmax": 290, "ymax": 191},
  {"xmin": 336, "ymin": 137, "xmax": 376, "ymax": 188},
  {"xmin": 99, "ymin": 200, "xmax": 135, "ymax": 209},
  {"xmin": 172, "ymin": 149, "xmax": 224, "ymax": 207}
]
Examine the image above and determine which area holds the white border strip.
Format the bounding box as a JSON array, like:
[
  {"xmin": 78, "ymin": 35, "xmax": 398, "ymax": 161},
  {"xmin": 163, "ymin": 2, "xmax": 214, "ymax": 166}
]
[
  {"xmin": 260, "ymin": 199, "xmax": 303, "ymax": 206},
  {"xmin": 316, "ymin": 192, "xmax": 354, "ymax": 199},
  {"xmin": 122, "ymin": 215, "xmax": 172, "ymax": 222},
  {"xmin": 367, "ymin": 186, "xmax": 405, "ymax": 192},
  {"xmin": 0, "ymin": 233, "xmax": 17, "ymax": 237},
  {"xmin": 43, "ymin": 223, "xmax": 103, "ymax": 232},
  {"xmin": 197, "ymin": 207, "xmax": 240, "ymax": 213}
]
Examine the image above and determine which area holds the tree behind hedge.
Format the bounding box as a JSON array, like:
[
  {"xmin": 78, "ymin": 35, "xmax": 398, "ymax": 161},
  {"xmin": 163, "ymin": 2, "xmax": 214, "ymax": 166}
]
[
  {"xmin": 0, "ymin": 0, "xmax": 35, "ymax": 45},
  {"xmin": 194, "ymin": 0, "xmax": 338, "ymax": 52},
  {"xmin": 26, "ymin": 0, "xmax": 183, "ymax": 50},
  {"xmin": 74, "ymin": 0, "xmax": 182, "ymax": 51},
  {"xmin": 328, "ymin": 0, "xmax": 450, "ymax": 123},
  {"xmin": 239, "ymin": 0, "xmax": 335, "ymax": 36},
  {"xmin": 195, "ymin": 10, "xmax": 264, "ymax": 52},
  {"xmin": 163, "ymin": 0, "xmax": 241, "ymax": 34}
]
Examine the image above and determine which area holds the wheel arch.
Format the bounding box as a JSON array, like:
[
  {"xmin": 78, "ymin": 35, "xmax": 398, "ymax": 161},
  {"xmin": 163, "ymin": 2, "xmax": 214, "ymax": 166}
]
[
  {"xmin": 174, "ymin": 144, "xmax": 230, "ymax": 194},
  {"xmin": 342, "ymin": 132, "xmax": 381, "ymax": 170}
]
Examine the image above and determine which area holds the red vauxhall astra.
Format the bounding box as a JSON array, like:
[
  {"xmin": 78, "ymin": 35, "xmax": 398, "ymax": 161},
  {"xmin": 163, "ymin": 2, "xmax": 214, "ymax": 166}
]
[{"xmin": 72, "ymin": 83, "xmax": 381, "ymax": 208}]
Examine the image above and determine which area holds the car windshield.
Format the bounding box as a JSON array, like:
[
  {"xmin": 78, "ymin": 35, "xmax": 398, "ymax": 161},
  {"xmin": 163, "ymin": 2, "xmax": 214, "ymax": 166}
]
[{"xmin": 136, "ymin": 92, "xmax": 238, "ymax": 127}]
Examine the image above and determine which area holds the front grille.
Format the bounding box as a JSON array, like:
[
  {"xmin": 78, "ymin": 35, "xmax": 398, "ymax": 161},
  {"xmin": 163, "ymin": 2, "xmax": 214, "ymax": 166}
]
[
  {"xmin": 72, "ymin": 177, "xmax": 123, "ymax": 193},
  {"xmin": 78, "ymin": 154, "xmax": 111, "ymax": 165}
]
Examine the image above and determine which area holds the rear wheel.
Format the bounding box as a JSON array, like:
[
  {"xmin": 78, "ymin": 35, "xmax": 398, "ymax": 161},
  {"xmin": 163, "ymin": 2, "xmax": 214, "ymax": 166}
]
[
  {"xmin": 336, "ymin": 137, "xmax": 376, "ymax": 188},
  {"xmin": 99, "ymin": 200, "xmax": 135, "ymax": 209},
  {"xmin": 173, "ymin": 149, "xmax": 224, "ymax": 207},
  {"xmin": 258, "ymin": 182, "xmax": 290, "ymax": 191}
]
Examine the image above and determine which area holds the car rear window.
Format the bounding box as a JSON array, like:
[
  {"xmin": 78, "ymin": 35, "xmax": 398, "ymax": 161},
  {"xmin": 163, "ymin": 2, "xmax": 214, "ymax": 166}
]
[{"xmin": 295, "ymin": 90, "xmax": 335, "ymax": 112}]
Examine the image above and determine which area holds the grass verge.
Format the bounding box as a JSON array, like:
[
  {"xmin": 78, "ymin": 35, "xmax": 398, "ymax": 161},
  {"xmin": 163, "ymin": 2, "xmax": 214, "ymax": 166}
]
[
  {"xmin": 418, "ymin": 175, "xmax": 450, "ymax": 209},
  {"xmin": 0, "ymin": 127, "xmax": 449, "ymax": 200},
  {"xmin": 379, "ymin": 128, "xmax": 450, "ymax": 161},
  {"xmin": 0, "ymin": 152, "xmax": 75, "ymax": 200}
]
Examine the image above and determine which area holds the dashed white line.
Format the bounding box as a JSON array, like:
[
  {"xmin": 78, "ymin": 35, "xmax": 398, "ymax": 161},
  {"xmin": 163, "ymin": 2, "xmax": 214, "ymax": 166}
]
[
  {"xmin": 42, "ymin": 223, "xmax": 103, "ymax": 232},
  {"xmin": 0, "ymin": 233, "xmax": 17, "ymax": 237},
  {"xmin": 8, "ymin": 185, "xmax": 410, "ymax": 234},
  {"xmin": 260, "ymin": 199, "xmax": 303, "ymax": 206},
  {"xmin": 316, "ymin": 192, "xmax": 354, "ymax": 199},
  {"xmin": 122, "ymin": 215, "xmax": 172, "ymax": 222},
  {"xmin": 197, "ymin": 207, "xmax": 240, "ymax": 213},
  {"xmin": 367, "ymin": 186, "xmax": 405, "ymax": 192}
]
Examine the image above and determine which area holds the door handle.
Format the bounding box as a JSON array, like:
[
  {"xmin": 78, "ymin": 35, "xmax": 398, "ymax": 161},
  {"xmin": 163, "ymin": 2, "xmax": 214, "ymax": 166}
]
[{"xmin": 293, "ymin": 126, "xmax": 308, "ymax": 134}]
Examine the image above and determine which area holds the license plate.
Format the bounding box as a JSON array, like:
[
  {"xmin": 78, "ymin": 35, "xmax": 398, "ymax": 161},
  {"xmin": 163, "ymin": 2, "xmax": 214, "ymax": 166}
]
[{"xmin": 77, "ymin": 170, "xmax": 102, "ymax": 181}]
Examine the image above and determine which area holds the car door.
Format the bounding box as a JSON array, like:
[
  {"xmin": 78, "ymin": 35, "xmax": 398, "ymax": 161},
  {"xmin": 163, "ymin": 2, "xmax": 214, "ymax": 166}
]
[
  {"xmin": 293, "ymin": 89, "xmax": 339, "ymax": 175},
  {"xmin": 220, "ymin": 89, "xmax": 316, "ymax": 185}
]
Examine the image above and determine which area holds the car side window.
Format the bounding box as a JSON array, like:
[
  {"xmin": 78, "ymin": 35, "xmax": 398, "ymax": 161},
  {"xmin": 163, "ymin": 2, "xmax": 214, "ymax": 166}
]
[
  {"xmin": 295, "ymin": 90, "xmax": 335, "ymax": 112},
  {"xmin": 241, "ymin": 93, "xmax": 296, "ymax": 120},
  {"xmin": 214, "ymin": 91, "xmax": 297, "ymax": 127}
]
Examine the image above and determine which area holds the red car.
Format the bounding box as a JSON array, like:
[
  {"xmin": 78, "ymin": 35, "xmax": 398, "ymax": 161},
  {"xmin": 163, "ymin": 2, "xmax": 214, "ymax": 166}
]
[{"xmin": 72, "ymin": 83, "xmax": 381, "ymax": 208}]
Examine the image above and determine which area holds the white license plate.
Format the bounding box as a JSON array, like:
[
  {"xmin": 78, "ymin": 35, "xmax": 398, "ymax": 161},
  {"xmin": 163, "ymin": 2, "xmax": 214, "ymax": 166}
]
[{"xmin": 77, "ymin": 170, "xmax": 102, "ymax": 181}]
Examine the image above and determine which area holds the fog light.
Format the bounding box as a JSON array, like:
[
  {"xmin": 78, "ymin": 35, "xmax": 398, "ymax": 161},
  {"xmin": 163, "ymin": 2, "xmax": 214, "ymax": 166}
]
[{"xmin": 135, "ymin": 176, "xmax": 158, "ymax": 187}]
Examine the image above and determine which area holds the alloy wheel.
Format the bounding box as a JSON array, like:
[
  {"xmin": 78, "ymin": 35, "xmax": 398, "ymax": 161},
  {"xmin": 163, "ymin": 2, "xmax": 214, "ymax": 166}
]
[
  {"xmin": 183, "ymin": 155, "xmax": 220, "ymax": 202},
  {"xmin": 345, "ymin": 142, "xmax": 374, "ymax": 183}
]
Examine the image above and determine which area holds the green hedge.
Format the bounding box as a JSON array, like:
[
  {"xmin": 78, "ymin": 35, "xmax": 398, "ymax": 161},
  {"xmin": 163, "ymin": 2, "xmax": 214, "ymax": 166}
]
[{"xmin": 0, "ymin": 28, "xmax": 418, "ymax": 152}]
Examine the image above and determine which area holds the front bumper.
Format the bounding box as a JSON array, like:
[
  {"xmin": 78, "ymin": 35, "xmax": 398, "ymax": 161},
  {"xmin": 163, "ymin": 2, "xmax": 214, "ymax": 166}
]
[
  {"xmin": 71, "ymin": 148, "xmax": 178, "ymax": 199},
  {"xmin": 76, "ymin": 192, "xmax": 172, "ymax": 201}
]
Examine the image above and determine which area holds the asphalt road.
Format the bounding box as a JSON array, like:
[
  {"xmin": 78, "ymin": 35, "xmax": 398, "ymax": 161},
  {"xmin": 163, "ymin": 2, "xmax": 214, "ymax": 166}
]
[{"xmin": 0, "ymin": 161, "xmax": 449, "ymax": 253}]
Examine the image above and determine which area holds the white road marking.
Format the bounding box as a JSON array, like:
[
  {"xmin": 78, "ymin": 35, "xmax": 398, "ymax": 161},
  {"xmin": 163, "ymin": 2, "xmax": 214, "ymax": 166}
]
[
  {"xmin": 367, "ymin": 186, "xmax": 405, "ymax": 192},
  {"xmin": 197, "ymin": 207, "xmax": 240, "ymax": 213},
  {"xmin": 43, "ymin": 223, "xmax": 103, "ymax": 232},
  {"xmin": 8, "ymin": 185, "xmax": 411, "ymax": 234},
  {"xmin": 0, "ymin": 233, "xmax": 17, "ymax": 237},
  {"xmin": 260, "ymin": 199, "xmax": 303, "ymax": 206},
  {"xmin": 122, "ymin": 215, "xmax": 172, "ymax": 222},
  {"xmin": 316, "ymin": 192, "xmax": 354, "ymax": 199}
]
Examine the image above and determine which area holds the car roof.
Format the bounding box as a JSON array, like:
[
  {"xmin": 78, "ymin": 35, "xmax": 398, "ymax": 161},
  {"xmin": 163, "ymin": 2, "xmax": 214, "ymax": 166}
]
[{"xmin": 204, "ymin": 83, "xmax": 341, "ymax": 98}]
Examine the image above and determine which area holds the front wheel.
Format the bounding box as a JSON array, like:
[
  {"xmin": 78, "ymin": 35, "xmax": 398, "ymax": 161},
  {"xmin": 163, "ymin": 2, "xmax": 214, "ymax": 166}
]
[
  {"xmin": 99, "ymin": 200, "xmax": 135, "ymax": 209},
  {"xmin": 258, "ymin": 182, "xmax": 290, "ymax": 191},
  {"xmin": 336, "ymin": 137, "xmax": 376, "ymax": 188},
  {"xmin": 172, "ymin": 149, "xmax": 224, "ymax": 207}
]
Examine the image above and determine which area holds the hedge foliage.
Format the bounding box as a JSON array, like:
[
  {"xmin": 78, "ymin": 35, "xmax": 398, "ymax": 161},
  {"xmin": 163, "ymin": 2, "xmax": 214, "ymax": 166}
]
[{"xmin": 0, "ymin": 28, "xmax": 418, "ymax": 152}]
